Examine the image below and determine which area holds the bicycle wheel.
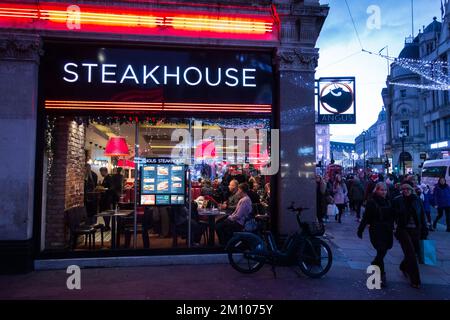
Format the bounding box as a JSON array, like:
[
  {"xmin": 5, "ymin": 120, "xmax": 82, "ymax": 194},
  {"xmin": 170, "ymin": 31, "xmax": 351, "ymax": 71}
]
[
  {"xmin": 297, "ymin": 238, "xmax": 332, "ymax": 278},
  {"xmin": 227, "ymin": 238, "xmax": 265, "ymax": 274}
]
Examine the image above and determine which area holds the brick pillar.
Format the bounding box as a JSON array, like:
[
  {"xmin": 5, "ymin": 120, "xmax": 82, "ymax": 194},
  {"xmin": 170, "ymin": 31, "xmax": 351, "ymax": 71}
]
[{"xmin": 45, "ymin": 118, "xmax": 85, "ymax": 249}]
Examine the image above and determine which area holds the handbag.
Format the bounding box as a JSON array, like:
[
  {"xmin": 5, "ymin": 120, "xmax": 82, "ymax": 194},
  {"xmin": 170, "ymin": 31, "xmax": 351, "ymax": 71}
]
[
  {"xmin": 327, "ymin": 204, "xmax": 338, "ymax": 217},
  {"xmin": 420, "ymin": 240, "xmax": 437, "ymax": 266}
]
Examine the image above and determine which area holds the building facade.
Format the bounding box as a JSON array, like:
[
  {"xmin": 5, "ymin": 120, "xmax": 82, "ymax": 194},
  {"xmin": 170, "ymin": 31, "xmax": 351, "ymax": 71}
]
[
  {"xmin": 0, "ymin": 0, "xmax": 329, "ymax": 273},
  {"xmin": 384, "ymin": 1, "xmax": 450, "ymax": 172},
  {"xmin": 316, "ymin": 123, "xmax": 331, "ymax": 165},
  {"xmin": 354, "ymin": 108, "xmax": 387, "ymax": 170}
]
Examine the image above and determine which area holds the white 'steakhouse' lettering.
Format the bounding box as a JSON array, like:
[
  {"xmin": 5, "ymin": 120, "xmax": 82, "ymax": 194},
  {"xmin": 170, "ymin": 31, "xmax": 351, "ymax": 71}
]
[{"xmin": 63, "ymin": 63, "xmax": 257, "ymax": 88}]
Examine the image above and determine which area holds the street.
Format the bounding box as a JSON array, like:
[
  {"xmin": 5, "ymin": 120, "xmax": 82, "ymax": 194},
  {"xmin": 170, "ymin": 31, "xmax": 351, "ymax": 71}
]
[{"xmin": 1, "ymin": 209, "xmax": 448, "ymax": 300}]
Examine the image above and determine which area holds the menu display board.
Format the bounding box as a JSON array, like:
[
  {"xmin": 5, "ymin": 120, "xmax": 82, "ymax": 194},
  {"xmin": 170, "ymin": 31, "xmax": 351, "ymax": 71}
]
[{"xmin": 140, "ymin": 158, "xmax": 186, "ymax": 206}]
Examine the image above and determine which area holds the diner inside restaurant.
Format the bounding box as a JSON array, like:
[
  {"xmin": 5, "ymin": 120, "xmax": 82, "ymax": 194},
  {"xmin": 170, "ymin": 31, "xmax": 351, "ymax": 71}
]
[{"xmin": 40, "ymin": 115, "xmax": 273, "ymax": 253}]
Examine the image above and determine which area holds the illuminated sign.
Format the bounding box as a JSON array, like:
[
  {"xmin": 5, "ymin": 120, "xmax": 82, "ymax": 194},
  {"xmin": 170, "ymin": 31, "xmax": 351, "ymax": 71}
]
[
  {"xmin": 62, "ymin": 63, "xmax": 257, "ymax": 88},
  {"xmin": 430, "ymin": 141, "xmax": 449, "ymax": 149},
  {"xmin": 140, "ymin": 158, "xmax": 186, "ymax": 206},
  {"xmin": 41, "ymin": 43, "xmax": 273, "ymax": 110},
  {"xmin": 0, "ymin": 2, "xmax": 275, "ymax": 40},
  {"xmin": 317, "ymin": 77, "xmax": 356, "ymax": 124}
]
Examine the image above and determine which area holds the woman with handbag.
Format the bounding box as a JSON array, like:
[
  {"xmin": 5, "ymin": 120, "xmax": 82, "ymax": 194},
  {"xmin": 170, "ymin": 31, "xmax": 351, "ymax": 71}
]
[{"xmin": 357, "ymin": 182, "xmax": 394, "ymax": 288}]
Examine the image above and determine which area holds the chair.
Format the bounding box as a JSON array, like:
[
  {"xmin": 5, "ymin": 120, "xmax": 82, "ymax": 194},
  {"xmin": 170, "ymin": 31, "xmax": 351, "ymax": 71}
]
[
  {"xmin": 80, "ymin": 206, "xmax": 106, "ymax": 247},
  {"xmin": 65, "ymin": 207, "xmax": 96, "ymax": 250}
]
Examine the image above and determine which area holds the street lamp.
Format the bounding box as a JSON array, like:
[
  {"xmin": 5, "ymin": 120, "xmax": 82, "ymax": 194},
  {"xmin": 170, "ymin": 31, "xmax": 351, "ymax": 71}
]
[{"xmin": 399, "ymin": 127, "xmax": 407, "ymax": 176}]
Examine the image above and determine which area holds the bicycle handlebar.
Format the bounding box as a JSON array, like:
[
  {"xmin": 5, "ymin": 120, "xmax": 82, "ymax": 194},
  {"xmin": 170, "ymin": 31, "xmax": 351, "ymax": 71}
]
[{"xmin": 287, "ymin": 202, "xmax": 309, "ymax": 213}]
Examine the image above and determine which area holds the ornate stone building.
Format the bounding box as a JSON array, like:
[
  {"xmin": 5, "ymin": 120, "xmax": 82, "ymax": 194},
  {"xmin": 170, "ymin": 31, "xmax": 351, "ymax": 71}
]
[
  {"xmin": 0, "ymin": 0, "xmax": 329, "ymax": 272},
  {"xmin": 384, "ymin": 1, "xmax": 450, "ymax": 172}
]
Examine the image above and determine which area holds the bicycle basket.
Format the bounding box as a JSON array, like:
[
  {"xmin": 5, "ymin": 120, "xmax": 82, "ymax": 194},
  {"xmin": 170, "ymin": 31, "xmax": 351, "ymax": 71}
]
[{"xmin": 306, "ymin": 222, "xmax": 325, "ymax": 236}]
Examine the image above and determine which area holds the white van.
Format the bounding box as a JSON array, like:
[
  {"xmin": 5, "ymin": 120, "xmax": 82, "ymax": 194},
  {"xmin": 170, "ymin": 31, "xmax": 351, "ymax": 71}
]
[{"xmin": 421, "ymin": 159, "xmax": 450, "ymax": 191}]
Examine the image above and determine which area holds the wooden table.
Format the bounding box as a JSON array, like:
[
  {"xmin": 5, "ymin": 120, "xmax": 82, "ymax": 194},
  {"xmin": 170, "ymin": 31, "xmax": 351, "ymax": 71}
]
[{"xmin": 96, "ymin": 210, "xmax": 133, "ymax": 249}]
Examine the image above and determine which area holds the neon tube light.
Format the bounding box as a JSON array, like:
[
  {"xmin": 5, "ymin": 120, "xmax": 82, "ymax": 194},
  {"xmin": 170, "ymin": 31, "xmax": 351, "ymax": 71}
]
[
  {"xmin": 0, "ymin": 2, "xmax": 275, "ymax": 37},
  {"xmin": 45, "ymin": 100, "xmax": 272, "ymax": 113}
]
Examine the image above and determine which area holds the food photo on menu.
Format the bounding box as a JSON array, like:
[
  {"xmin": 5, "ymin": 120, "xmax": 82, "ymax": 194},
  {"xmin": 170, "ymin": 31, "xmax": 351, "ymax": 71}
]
[
  {"xmin": 157, "ymin": 166, "xmax": 169, "ymax": 175},
  {"xmin": 141, "ymin": 195, "xmax": 155, "ymax": 205},
  {"xmin": 157, "ymin": 180, "xmax": 169, "ymax": 191},
  {"xmin": 143, "ymin": 184, "xmax": 155, "ymax": 191}
]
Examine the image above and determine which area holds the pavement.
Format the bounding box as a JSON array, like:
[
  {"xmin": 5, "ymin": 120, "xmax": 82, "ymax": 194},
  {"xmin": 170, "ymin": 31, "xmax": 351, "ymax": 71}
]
[{"xmin": 0, "ymin": 210, "xmax": 449, "ymax": 300}]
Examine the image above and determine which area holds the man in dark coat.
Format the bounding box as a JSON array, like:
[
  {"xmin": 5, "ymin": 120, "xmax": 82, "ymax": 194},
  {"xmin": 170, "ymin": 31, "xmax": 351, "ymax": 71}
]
[{"xmin": 392, "ymin": 183, "xmax": 428, "ymax": 288}]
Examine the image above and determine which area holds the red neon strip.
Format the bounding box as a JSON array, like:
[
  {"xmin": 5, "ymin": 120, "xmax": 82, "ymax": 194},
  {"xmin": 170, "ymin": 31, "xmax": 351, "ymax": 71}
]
[
  {"xmin": 0, "ymin": 2, "xmax": 275, "ymax": 37},
  {"xmin": 45, "ymin": 100, "xmax": 272, "ymax": 113}
]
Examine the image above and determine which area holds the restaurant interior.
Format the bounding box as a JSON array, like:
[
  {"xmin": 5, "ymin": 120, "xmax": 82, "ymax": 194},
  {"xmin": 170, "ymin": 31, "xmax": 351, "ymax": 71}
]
[{"xmin": 41, "ymin": 116, "xmax": 273, "ymax": 253}]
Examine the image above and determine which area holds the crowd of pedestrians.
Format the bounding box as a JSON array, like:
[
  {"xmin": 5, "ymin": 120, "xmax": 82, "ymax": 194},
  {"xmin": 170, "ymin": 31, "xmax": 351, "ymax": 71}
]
[{"xmin": 316, "ymin": 171, "xmax": 449, "ymax": 289}]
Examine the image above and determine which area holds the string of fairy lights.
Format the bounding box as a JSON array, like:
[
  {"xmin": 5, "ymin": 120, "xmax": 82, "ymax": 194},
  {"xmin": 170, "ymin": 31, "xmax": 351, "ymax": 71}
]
[{"xmin": 363, "ymin": 49, "xmax": 450, "ymax": 90}]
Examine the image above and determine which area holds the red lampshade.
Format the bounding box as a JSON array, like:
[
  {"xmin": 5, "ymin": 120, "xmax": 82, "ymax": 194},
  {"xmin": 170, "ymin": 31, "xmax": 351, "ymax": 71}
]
[
  {"xmin": 104, "ymin": 136, "xmax": 129, "ymax": 156},
  {"xmin": 195, "ymin": 140, "xmax": 216, "ymax": 159},
  {"xmin": 117, "ymin": 159, "xmax": 135, "ymax": 168}
]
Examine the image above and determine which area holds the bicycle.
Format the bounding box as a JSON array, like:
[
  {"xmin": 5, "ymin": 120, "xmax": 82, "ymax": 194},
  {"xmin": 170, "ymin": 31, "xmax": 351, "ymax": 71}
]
[{"xmin": 225, "ymin": 202, "xmax": 333, "ymax": 278}]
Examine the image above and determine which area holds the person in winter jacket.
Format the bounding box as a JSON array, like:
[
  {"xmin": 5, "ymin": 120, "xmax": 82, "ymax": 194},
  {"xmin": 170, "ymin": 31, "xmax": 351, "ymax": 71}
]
[
  {"xmin": 432, "ymin": 177, "xmax": 450, "ymax": 232},
  {"xmin": 333, "ymin": 174, "xmax": 348, "ymax": 223},
  {"xmin": 393, "ymin": 184, "xmax": 428, "ymax": 288},
  {"xmin": 316, "ymin": 175, "xmax": 329, "ymax": 223},
  {"xmin": 350, "ymin": 177, "xmax": 365, "ymax": 222},
  {"xmin": 420, "ymin": 184, "xmax": 434, "ymax": 231},
  {"xmin": 357, "ymin": 182, "xmax": 394, "ymax": 288}
]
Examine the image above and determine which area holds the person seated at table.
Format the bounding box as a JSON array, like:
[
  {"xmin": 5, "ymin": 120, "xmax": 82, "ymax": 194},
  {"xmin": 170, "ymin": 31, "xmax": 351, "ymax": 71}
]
[
  {"xmin": 201, "ymin": 179, "xmax": 214, "ymax": 196},
  {"xmin": 216, "ymin": 183, "xmax": 253, "ymax": 246},
  {"xmin": 220, "ymin": 179, "xmax": 242, "ymax": 214},
  {"xmin": 173, "ymin": 205, "xmax": 203, "ymax": 246},
  {"xmin": 247, "ymin": 180, "xmax": 261, "ymax": 204}
]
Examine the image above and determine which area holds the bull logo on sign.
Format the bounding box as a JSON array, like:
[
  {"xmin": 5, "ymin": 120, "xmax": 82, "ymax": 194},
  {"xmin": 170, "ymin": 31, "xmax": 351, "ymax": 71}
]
[{"xmin": 319, "ymin": 83, "xmax": 354, "ymax": 114}]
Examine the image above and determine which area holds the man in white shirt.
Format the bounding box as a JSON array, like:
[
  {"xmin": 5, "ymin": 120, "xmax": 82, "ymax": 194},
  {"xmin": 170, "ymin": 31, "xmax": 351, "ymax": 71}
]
[{"xmin": 216, "ymin": 183, "xmax": 253, "ymax": 246}]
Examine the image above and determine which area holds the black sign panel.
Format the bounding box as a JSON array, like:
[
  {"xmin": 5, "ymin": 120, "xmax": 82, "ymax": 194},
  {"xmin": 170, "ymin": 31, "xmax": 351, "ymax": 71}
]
[
  {"xmin": 40, "ymin": 42, "xmax": 273, "ymax": 105},
  {"xmin": 317, "ymin": 77, "xmax": 356, "ymax": 124}
]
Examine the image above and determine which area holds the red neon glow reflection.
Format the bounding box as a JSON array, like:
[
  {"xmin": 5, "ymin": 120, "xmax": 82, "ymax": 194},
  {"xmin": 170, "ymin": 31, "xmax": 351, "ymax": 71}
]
[{"xmin": 0, "ymin": 2, "xmax": 275, "ymax": 38}]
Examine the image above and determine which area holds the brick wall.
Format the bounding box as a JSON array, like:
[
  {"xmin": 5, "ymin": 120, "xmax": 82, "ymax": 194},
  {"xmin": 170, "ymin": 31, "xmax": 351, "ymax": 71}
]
[{"xmin": 45, "ymin": 118, "xmax": 85, "ymax": 249}]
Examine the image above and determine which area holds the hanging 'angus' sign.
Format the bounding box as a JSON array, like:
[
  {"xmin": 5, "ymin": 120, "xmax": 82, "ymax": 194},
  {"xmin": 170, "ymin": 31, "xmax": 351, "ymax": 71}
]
[
  {"xmin": 40, "ymin": 42, "xmax": 273, "ymax": 110},
  {"xmin": 317, "ymin": 77, "xmax": 356, "ymax": 124}
]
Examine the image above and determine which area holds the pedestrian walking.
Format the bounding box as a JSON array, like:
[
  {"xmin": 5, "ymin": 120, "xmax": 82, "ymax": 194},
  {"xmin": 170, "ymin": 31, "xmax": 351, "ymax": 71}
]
[
  {"xmin": 333, "ymin": 174, "xmax": 348, "ymax": 223},
  {"xmin": 392, "ymin": 184, "xmax": 428, "ymax": 288},
  {"xmin": 419, "ymin": 184, "xmax": 434, "ymax": 231},
  {"xmin": 432, "ymin": 177, "xmax": 450, "ymax": 232},
  {"xmin": 349, "ymin": 177, "xmax": 365, "ymax": 222},
  {"xmin": 357, "ymin": 182, "xmax": 394, "ymax": 287}
]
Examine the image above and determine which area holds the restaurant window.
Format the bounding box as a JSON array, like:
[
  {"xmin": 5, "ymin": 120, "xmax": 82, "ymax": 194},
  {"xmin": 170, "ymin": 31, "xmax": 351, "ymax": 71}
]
[{"xmin": 41, "ymin": 116, "xmax": 273, "ymax": 253}]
